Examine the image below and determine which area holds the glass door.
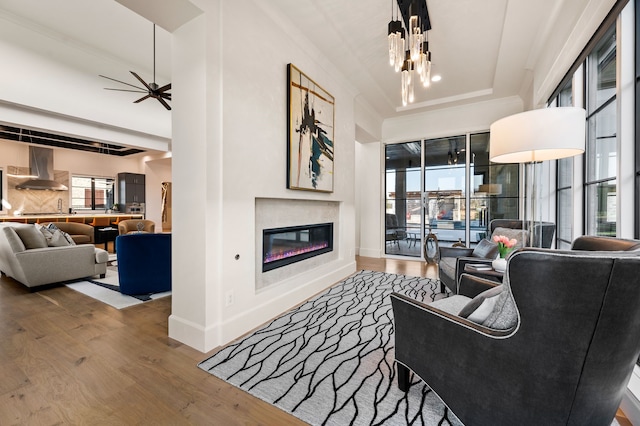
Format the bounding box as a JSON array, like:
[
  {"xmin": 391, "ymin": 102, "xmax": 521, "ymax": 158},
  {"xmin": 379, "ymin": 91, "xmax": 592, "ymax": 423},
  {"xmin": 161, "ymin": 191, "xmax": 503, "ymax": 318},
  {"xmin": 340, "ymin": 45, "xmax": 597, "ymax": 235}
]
[
  {"xmin": 385, "ymin": 141, "xmax": 422, "ymax": 257},
  {"xmin": 385, "ymin": 133, "xmax": 520, "ymax": 259},
  {"xmin": 424, "ymin": 136, "xmax": 467, "ymax": 248}
]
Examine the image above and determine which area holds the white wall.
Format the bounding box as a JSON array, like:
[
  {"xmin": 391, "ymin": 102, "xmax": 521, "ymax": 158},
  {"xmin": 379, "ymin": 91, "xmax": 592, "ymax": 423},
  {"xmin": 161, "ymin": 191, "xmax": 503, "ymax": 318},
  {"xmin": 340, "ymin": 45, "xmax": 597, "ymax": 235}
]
[
  {"xmin": 355, "ymin": 141, "xmax": 382, "ymax": 257},
  {"xmin": 169, "ymin": 0, "xmax": 357, "ymax": 352}
]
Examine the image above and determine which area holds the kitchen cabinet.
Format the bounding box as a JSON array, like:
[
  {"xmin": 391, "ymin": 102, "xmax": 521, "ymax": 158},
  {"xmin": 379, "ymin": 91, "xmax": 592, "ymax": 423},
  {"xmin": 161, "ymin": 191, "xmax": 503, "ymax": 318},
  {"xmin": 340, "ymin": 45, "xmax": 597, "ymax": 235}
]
[{"xmin": 117, "ymin": 173, "xmax": 146, "ymax": 204}]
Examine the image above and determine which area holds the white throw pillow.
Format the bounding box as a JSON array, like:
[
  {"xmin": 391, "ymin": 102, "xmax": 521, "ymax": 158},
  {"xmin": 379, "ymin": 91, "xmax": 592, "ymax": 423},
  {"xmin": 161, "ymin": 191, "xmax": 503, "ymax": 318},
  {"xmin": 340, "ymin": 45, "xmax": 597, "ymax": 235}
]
[{"xmin": 458, "ymin": 284, "xmax": 504, "ymax": 324}]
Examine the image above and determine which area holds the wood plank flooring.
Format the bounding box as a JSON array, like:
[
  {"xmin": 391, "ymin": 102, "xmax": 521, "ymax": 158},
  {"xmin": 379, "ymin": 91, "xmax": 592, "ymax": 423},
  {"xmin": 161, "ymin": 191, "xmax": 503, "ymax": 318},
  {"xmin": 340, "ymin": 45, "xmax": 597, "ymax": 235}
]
[{"xmin": 0, "ymin": 256, "xmax": 631, "ymax": 425}]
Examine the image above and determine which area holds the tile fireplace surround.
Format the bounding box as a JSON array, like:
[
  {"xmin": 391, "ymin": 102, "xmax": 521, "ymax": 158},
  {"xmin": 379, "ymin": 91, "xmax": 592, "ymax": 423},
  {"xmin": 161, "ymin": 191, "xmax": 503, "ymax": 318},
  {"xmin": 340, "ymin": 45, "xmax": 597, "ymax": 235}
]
[{"xmin": 255, "ymin": 198, "xmax": 339, "ymax": 290}]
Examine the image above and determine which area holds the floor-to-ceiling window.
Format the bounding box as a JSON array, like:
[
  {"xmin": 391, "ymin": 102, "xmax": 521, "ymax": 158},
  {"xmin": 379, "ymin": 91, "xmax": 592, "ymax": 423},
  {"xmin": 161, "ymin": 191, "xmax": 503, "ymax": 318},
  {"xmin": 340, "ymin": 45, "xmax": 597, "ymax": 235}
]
[
  {"xmin": 424, "ymin": 136, "xmax": 467, "ymax": 246},
  {"xmin": 385, "ymin": 142, "xmax": 421, "ymax": 257},
  {"xmin": 555, "ymin": 81, "xmax": 575, "ymax": 249},
  {"xmin": 385, "ymin": 133, "xmax": 519, "ymax": 257},
  {"xmin": 469, "ymin": 133, "xmax": 519, "ymax": 239},
  {"xmin": 585, "ymin": 24, "xmax": 617, "ymax": 237}
]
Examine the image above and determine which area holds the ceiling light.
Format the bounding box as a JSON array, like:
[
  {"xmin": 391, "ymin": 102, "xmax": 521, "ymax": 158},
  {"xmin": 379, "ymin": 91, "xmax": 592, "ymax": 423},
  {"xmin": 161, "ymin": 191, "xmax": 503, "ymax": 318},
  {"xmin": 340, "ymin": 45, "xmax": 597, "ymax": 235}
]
[
  {"xmin": 431, "ymin": 75, "xmax": 442, "ymax": 82},
  {"xmin": 387, "ymin": 0, "xmax": 432, "ymax": 105}
]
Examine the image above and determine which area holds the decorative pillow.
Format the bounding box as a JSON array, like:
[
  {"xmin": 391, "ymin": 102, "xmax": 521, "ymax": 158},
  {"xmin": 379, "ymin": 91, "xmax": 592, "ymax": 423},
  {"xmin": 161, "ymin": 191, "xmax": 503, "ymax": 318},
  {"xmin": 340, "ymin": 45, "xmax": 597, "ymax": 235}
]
[
  {"xmin": 60, "ymin": 229, "xmax": 76, "ymax": 245},
  {"xmin": 49, "ymin": 229, "xmax": 72, "ymax": 247},
  {"xmin": 471, "ymin": 238, "xmax": 498, "ymax": 258},
  {"xmin": 482, "ymin": 287, "xmax": 518, "ymax": 330},
  {"xmin": 491, "ymin": 227, "xmax": 529, "ymax": 249},
  {"xmin": 458, "ymin": 285, "xmax": 504, "ymax": 323},
  {"xmin": 14, "ymin": 225, "xmax": 48, "ymax": 249},
  {"xmin": 36, "ymin": 223, "xmax": 75, "ymax": 246}
]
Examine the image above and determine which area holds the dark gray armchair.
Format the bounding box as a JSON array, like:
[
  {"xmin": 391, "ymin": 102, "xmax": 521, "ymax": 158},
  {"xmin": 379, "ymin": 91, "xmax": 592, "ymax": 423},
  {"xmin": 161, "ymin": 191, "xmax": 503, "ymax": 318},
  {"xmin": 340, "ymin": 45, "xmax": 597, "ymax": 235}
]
[
  {"xmin": 392, "ymin": 236, "xmax": 640, "ymax": 426},
  {"xmin": 437, "ymin": 219, "xmax": 556, "ymax": 294}
]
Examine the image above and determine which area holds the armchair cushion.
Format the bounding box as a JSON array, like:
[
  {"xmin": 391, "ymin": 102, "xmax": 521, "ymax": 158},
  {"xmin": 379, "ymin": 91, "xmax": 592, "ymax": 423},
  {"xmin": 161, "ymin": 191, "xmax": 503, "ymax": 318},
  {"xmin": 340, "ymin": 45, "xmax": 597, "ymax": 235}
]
[
  {"xmin": 458, "ymin": 284, "xmax": 504, "ymax": 322},
  {"xmin": 480, "ymin": 285, "xmax": 518, "ymax": 329},
  {"xmin": 429, "ymin": 295, "xmax": 470, "ymax": 316},
  {"xmin": 471, "ymin": 238, "xmax": 498, "ymax": 258}
]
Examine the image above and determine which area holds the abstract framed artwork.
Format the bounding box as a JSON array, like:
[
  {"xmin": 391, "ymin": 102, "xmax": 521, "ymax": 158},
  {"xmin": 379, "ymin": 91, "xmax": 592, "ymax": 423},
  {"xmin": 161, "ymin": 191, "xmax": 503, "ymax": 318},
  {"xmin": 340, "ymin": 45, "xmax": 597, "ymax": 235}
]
[{"xmin": 287, "ymin": 63, "xmax": 335, "ymax": 192}]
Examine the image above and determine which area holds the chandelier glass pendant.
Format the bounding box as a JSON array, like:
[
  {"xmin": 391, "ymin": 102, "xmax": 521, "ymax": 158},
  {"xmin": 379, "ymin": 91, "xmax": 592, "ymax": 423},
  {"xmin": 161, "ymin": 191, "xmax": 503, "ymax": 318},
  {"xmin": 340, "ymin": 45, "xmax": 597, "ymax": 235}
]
[{"xmin": 388, "ymin": 0, "xmax": 432, "ymax": 106}]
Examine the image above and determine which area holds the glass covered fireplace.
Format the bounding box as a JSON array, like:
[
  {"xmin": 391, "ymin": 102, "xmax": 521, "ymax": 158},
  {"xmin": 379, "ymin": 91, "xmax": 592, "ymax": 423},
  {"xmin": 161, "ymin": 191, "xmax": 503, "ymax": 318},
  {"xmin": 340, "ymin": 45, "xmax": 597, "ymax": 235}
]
[{"xmin": 262, "ymin": 223, "xmax": 333, "ymax": 272}]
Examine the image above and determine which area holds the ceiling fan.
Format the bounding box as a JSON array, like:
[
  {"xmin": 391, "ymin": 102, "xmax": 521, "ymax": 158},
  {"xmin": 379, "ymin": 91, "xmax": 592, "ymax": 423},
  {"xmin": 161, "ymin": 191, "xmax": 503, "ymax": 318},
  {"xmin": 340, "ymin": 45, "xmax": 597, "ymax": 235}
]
[{"xmin": 100, "ymin": 24, "xmax": 171, "ymax": 110}]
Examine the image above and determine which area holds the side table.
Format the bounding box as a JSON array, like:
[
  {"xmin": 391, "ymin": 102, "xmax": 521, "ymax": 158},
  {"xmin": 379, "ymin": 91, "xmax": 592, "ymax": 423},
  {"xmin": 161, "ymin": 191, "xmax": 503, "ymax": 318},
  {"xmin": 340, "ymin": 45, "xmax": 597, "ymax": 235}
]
[{"xmin": 95, "ymin": 226, "xmax": 119, "ymax": 251}]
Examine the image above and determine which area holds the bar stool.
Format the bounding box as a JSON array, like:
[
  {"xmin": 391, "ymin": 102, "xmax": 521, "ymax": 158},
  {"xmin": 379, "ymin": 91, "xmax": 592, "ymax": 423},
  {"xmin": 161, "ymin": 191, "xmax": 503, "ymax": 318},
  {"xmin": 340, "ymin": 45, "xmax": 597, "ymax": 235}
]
[
  {"xmin": 66, "ymin": 216, "xmax": 85, "ymax": 223},
  {"xmin": 111, "ymin": 216, "xmax": 131, "ymax": 226},
  {"xmin": 3, "ymin": 218, "xmax": 27, "ymax": 224},
  {"xmin": 89, "ymin": 217, "xmax": 112, "ymax": 227}
]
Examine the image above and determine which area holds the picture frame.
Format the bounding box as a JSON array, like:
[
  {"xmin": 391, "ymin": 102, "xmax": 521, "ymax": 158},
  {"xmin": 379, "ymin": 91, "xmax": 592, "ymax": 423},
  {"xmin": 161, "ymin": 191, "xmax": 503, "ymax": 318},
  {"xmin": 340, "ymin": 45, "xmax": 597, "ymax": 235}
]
[{"xmin": 287, "ymin": 63, "xmax": 335, "ymax": 192}]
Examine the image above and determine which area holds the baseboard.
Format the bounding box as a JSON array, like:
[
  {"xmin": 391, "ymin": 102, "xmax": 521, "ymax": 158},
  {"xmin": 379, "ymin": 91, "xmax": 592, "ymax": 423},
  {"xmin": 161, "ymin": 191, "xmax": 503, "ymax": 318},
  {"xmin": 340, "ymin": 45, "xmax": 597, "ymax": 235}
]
[
  {"xmin": 219, "ymin": 261, "xmax": 357, "ymax": 346},
  {"xmin": 358, "ymin": 247, "xmax": 381, "ymax": 258},
  {"xmin": 168, "ymin": 261, "xmax": 357, "ymax": 353},
  {"xmin": 620, "ymin": 387, "xmax": 640, "ymax": 424},
  {"xmin": 168, "ymin": 314, "xmax": 221, "ymax": 353}
]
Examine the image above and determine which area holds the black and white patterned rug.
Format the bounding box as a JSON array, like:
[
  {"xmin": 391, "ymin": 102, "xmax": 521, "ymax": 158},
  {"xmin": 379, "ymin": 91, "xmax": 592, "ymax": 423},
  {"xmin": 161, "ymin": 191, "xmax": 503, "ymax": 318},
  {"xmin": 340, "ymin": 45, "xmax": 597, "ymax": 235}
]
[{"xmin": 198, "ymin": 270, "xmax": 463, "ymax": 426}]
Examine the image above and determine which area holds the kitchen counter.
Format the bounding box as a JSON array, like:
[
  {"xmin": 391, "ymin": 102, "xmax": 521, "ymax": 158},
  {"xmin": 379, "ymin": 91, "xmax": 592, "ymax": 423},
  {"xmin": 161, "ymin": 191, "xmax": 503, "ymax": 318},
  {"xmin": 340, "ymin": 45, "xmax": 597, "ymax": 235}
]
[{"xmin": 0, "ymin": 213, "xmax": 144, "ymax": 224}]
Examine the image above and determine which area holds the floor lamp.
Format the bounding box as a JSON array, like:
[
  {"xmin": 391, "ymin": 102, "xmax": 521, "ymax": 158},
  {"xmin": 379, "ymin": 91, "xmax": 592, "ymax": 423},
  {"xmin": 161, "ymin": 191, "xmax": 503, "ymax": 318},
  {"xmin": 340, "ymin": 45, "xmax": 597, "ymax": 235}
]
[{"xmin": 489, "ymin": 107, "xmax": 586, "ymax": 246}]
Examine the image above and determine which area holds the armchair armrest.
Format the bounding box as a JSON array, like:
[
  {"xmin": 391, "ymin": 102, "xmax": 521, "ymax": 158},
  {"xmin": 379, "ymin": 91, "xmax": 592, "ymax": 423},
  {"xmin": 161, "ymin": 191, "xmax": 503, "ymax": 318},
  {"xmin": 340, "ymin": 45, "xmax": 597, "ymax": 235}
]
[
  {"xmin": 390, "ymin": 292, "xmax": 515, "ymax": 419},
  {"xmin": 458, "ymin": 273, "xmax": 500, "ymax": 298},
  {"xmin": 439, "ymin": 246, "xmax": 474, "ymax": 258}
]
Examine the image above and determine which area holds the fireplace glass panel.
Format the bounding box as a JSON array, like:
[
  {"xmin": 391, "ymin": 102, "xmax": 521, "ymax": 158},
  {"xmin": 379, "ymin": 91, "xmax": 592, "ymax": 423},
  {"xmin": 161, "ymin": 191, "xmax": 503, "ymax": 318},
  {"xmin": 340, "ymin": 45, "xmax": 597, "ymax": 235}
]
[{"xmin": 263, "ymin": 223, "xmax": 333, "ymax": 272}]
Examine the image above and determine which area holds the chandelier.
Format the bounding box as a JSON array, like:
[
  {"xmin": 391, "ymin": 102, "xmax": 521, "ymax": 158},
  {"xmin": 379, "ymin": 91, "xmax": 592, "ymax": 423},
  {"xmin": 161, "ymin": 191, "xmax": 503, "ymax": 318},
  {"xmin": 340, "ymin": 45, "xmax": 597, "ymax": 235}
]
[{"xmin": 387, "ymin": 0, "xmax": 432, "ymax": 106}]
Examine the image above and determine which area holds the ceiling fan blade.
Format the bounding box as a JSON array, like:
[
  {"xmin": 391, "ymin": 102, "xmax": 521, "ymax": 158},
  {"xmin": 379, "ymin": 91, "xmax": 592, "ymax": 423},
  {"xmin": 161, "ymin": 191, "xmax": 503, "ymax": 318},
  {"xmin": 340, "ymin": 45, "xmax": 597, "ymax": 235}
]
[
  {"xmin": 130, "ymin": 71, "xmax": 153, "ymax": 91},
  {"xmin": 157, "ymin": 97, "xmax": 172, "ymax": 111},
  {"xmin": 157, "ymin": 83, "xmax": 171, "ymax": 93},
  {"xmin": 134, "ymin": 94, "xmax": 152, "ymax": 103},
  {"xmin": 99, "ymin": 74, "xmax": 146, "ymax": 91},
  {"xmin": 104, "ymin": 88, "xmax": 148, "ymax": 94},
  {"xmin": 160, "ymin": 93, "xmax": 171, "ymax": 100}
]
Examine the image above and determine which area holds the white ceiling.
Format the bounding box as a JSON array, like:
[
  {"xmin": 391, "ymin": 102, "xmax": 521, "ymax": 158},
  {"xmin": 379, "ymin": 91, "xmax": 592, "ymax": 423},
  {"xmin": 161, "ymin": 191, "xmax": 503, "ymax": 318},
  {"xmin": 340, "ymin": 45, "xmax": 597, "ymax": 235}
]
[{"xmin": 0, "ymin": 0, "xmax": 571, "ymax": 136}]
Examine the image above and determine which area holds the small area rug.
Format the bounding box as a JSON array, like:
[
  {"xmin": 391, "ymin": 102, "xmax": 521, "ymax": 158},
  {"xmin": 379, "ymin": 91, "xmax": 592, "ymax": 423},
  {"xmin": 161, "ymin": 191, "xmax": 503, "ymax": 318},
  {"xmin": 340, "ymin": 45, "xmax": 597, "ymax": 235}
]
[
  {"xmin": 198, "ymin": 270, "xmax": 462, "ymax": 426},
  {"xmin": 65, "ymin": 267, "xmax": 171, "ymax": 309}
]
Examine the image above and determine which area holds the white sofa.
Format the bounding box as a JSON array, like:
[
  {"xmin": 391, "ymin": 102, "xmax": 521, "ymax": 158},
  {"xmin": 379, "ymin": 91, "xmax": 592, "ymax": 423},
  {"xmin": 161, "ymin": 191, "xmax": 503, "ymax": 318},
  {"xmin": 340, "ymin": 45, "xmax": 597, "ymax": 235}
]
[{"xmin": 0, "ymin": 223, "xmax": 108, "ymax": 288}]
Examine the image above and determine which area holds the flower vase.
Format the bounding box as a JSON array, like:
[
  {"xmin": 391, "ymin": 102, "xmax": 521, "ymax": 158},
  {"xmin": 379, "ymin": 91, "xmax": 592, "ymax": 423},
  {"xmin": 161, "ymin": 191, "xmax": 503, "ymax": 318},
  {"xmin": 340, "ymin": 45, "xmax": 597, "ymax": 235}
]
[{"xmin": 492, "ymin": 257, "xmax": 507, "ymax": 273}]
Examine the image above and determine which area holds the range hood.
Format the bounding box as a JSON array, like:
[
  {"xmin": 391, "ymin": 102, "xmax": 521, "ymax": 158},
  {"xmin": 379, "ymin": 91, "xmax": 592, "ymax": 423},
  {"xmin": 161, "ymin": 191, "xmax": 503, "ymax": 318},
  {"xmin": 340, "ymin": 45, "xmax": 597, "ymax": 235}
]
[{"xmin": 15, "ymin": 147, "xmax": 68, "ymax": 191}]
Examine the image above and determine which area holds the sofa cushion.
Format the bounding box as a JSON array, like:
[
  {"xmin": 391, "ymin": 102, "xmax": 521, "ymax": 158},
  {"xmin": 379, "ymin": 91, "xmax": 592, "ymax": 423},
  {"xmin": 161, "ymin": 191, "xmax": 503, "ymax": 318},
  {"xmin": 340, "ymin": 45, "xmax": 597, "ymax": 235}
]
[
  {"xmin": 458, "ymin": 284, "xmax": 504, "ymax": 323},
  {"xmin": 491, "ymin": 227, "xmax": 529, "ymax": 250},
  {"xmin": 37, "ymin": 224, "xmax": 76, "ymax": 247},
  {"xmin": 14, "ymin": 225, "xmax": 47, "ymax": 249},
  {"xmin": 49, "ymin": 230, "xmax": 72, "ymax": 247},
  {"xmin": 44, "ymin": 223, "xmax": 75, "ymax": 245},
  {"xmin": 1, "ymin": 226, "xmax": 26, "ymax": 252},
  {"xmin": 472, "ymin": 238, "xmax": 498, "ymax": 258}
]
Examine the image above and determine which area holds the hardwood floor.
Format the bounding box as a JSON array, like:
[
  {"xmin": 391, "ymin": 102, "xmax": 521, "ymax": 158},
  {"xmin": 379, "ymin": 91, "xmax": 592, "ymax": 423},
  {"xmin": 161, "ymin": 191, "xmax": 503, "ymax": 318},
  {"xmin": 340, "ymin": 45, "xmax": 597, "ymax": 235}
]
[{"xmin": 0, "ymin": 256, "xmax": 631, "ymax": 425}]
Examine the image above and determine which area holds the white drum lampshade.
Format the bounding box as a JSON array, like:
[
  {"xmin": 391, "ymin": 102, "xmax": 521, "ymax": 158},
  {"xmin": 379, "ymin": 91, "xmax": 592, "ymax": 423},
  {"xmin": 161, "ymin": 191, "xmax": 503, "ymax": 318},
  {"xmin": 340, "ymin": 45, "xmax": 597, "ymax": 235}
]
[{"xmin": 490, "ymin": 107, "xmax": 586, "ymax": 163}]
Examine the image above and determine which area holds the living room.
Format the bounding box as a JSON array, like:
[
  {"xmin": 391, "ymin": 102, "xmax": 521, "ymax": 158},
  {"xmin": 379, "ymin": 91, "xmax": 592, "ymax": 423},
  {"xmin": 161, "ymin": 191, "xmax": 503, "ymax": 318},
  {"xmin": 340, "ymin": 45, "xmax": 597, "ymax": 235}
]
[{"xmin": 1, "ymin": 0, "xmax": 639, "ymax": 423}]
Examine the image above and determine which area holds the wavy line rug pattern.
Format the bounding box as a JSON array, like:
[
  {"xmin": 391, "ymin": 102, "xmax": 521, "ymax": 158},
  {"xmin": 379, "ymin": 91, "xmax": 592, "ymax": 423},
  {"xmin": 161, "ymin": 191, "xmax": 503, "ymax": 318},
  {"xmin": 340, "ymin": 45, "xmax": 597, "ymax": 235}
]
[{"xmin": 198, "ymin": 270, "xmax": 463, "ymax": 426}]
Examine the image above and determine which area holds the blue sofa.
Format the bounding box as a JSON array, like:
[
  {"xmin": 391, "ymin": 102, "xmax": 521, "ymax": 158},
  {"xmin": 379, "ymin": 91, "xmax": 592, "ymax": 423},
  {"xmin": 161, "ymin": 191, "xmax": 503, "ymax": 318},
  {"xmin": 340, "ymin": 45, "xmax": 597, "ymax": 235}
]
[{"xmin": 115, "ymin": 233, "xmax": 171, "ymax": 295}]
